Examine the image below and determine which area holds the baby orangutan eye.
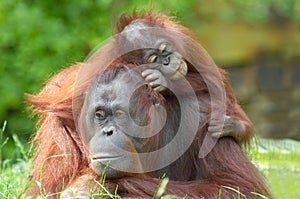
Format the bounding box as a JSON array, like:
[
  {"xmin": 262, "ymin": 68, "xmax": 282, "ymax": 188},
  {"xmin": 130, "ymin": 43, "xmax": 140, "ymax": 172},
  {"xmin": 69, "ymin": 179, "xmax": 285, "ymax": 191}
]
[
  {"xmin": 158, "ymin": 43, "xmax": 167, "ymax": 53},
  {"xmin": 147, "ymin": 54, "xmax": 158, "ymax": 63}
]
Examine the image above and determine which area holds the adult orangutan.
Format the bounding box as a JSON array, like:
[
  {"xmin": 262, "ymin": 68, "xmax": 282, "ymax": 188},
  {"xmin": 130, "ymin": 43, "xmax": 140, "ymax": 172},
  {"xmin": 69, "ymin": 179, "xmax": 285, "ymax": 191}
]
[
  {"xmin": 25, "ymin": 63, "xmax": 269, "ymax": 198},
  {"xmin": 24, "ymin": 11, "xmax": 271, "ymax": 198}
]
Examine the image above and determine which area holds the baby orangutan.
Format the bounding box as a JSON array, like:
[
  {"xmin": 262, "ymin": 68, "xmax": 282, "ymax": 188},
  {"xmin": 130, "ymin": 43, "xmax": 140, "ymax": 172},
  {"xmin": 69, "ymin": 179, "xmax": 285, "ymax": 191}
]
[{"xmin": 125, "ymin": 39, "xmax": 247, "ymax": 142}]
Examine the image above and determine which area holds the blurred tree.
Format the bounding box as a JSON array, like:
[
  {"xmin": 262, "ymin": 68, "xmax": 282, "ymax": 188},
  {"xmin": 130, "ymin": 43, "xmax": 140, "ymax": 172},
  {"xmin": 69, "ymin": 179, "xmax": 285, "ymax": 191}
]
[{"xmin": 0, "ymin": 0, "xmax": 114, "ymax": 160}]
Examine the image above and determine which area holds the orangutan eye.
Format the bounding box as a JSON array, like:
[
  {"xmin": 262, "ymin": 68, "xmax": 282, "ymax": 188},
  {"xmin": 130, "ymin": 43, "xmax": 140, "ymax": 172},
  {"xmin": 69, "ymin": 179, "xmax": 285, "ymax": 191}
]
[
  {"xmin": 114, "ymin": 110, "xmax": 126, "ymax": 118},
  {"xmin": 147, "ymin": 54, "xmax": 158, "ymax": 63},
  {"xmin": 95, "ymin": 109, "xmax": 106, "ymax": 119},
  {"xmin": 159, "ymin": 43, "xmax": 167, "ymax": 53}
]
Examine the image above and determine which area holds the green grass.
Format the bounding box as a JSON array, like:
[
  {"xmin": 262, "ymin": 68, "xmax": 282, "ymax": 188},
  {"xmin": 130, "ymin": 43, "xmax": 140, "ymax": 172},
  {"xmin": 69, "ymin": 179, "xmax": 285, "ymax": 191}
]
[
  {"xmin": 0, "ymin": 161, "xmax": 31, "ymax": 198},
  {"xmin": 250, "ymin": 139, "xmax": 300, "ymax": 199},
  {"xmin": 1, "ymin": 137, "xmax": 300, "ymax": 198}
]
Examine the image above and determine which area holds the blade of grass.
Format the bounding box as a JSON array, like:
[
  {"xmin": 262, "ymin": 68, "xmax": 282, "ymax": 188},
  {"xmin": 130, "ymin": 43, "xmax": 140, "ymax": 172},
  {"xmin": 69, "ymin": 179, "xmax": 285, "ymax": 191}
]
[
  {"xmin": 221, "ymin": 185, "xmax": 245, "ymax": 198},
  {"xmin": 251, "ymin": 191, "xmax": 270, "ymax": 199},
  {"xmin": 0, "ymin": 121, "xmax": 8, "ymax": 168},
  {"xmin": 152, "ymin": 174, "xmax": 169, "ymax": 199},
  {"xmin": 16, "ymin": 180, "xmax": 36, "ymax": 199},
  {"xmin": 12, "ymin": 134, "xmax": 28, "ymax": 161}
]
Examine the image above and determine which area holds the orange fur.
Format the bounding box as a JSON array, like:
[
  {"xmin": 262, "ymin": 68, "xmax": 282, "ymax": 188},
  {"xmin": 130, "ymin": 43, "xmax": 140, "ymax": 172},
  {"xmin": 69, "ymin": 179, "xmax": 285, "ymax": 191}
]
[{"xmin": 24, "ymin": 11, "xmax": 270, "ymax": 198}]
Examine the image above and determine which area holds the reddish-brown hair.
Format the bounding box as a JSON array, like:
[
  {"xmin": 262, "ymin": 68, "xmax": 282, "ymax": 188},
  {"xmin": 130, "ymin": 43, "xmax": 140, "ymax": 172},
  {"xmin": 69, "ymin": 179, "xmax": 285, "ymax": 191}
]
[{"xmin": 25, "ymin": 11, "xmax": 270, "ymax": 198}]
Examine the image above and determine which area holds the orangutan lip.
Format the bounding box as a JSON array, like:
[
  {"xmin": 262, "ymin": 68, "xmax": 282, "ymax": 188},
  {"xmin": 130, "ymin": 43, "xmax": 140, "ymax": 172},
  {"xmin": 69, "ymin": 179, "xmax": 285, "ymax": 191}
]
[
  {"xmin": 92, "ymin": 155, "xmax": 123, "ymax": 160},
  {"xmin": 177, "ymin": 62, "xmax": 184, "ymax": 72},
  {"xmin": 170, "ymin": 61, "xmax": 185, "ymax": 78}
]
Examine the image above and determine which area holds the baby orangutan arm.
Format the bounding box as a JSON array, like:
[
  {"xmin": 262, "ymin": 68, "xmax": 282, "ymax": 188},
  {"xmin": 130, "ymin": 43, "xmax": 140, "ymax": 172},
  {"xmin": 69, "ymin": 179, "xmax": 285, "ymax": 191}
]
[
  {"xmin": 142, "ymin": 68, "xmax": 248, "ymax": 143},
  {"xmin": 142, "ymin": 69, "xmax": 168, "ymax": 92}
]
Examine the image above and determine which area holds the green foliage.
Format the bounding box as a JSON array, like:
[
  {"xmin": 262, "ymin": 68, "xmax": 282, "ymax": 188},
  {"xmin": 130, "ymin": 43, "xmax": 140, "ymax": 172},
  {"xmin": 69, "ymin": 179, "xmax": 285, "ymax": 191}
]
[{"xmin": 0, "ymin": 0, "xmax": 114, "ymax": 160}]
